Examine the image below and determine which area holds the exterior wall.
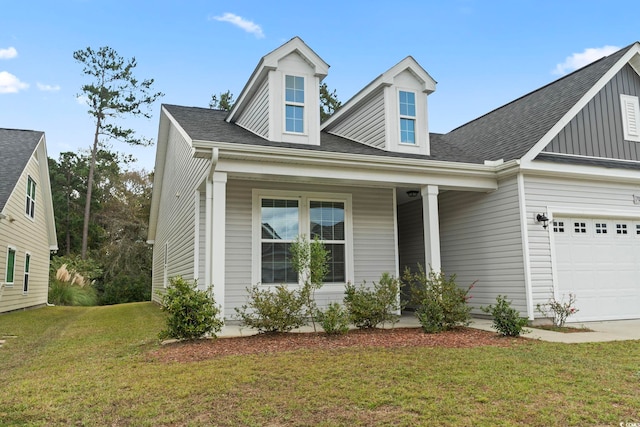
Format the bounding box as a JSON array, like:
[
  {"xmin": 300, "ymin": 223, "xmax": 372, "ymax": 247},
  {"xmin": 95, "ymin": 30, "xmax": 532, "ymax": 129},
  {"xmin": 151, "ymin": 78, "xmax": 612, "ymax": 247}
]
[
  {"xmin": 150, "ymin": 124, "xmax": 210, "ymax": 302},
  {"xmin": 524, "ymin": 173, "xmax": 640, "ymax": 308},
  {"xmin": 224, "ymin": 178, "xmax": 397, "ymax": 319},
  {"xmin": 0, "ymin": 151, "xmax": 51, "ymax": 312},
  {"xmin": 544, "ymin": 64, "xmax": 640, "ymax": 159},
  {"xmin": 328, "ymin": 89, "xmax": 386, "ymax": 149},
  {"xmin": 439, "ymin": 177, "xmax": 527, "ymax": 314},
  {"xmin": 236, "ymin": 77, "xmax": 269, "ymax": 138},
  {"xmin": 397, "ymin": 199, "xmax": 424, "ymax": 275}
]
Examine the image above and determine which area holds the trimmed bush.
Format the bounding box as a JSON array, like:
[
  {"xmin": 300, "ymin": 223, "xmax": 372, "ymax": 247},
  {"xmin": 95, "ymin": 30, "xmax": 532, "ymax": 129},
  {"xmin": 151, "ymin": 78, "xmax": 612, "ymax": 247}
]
[
  {"xmin": 482, "ymin": 295, "xmax": 529, "ymax": 337},
  {"xmin": 158, "ymin": 276, "xmax": 222, "ymax": 340},
  {"xmin": 344, "ymin": 273, "xmax": 400, "ymax": 329},
  {"xmin": 403, "ymin": 265, "xmax": 472, "ymax": 333},
  {"xmin": 235, "ymin": 284, "xmax": 307, "ymax": 333},
  {"xmin": 316, "ymin": 303, "xmax": 350, "ymax": 335}
]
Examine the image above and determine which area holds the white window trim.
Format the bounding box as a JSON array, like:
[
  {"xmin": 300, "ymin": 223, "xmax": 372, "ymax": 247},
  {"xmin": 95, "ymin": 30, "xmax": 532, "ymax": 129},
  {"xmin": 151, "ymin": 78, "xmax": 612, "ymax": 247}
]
[
  {"xmin": 23, "ymin": 251, "xmax": 31, "ymax": 295},
  {"xmin": 252, "ymin": 189, "xmax": 354, "ymax": 291},
  {"xmin": 398, "ymin": 89, "xmax": 417, "ymax": 146},
  {"xmin": 5, "ymin": 245, "xmax": 17, "ymax": 286},
  {"xmin": 620, "ymin": 94, "xmax": 640, "ymax": 142},
  {"xmin": 284, "ymin": 74, "xmax": 307, "ymax": 135},
  {"xmin": 25, "ymin": 175, "xmax": 36, "ymax": 221}
]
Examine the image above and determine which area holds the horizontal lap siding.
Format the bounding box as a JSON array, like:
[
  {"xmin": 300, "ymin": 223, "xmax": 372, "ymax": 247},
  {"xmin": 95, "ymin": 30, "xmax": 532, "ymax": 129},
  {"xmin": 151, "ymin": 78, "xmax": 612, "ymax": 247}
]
[
  {"xmin": 329, "ymin": 90, "xmax": 385, "ymax": 149},
  {"xmin": 151, "ymin": 125, "xmax": 209, "ymax": 302},
  {"xmin": 0, "ymin": 152, "xmax": 50, "ymax": 312},
  {"xmin": 224, "ymin": 179, "xmax": 396, "ymax": 319},
  {"xmin": 524, "ymin": 174, "xmax": 640, "ymax": 308},
  {"xmin": 236, "ymin": 78, "xmax": 269, "ymax": 138},
  {"xmin": 439, "ymin": 177, "xmax": 527, "ymax": 314}
]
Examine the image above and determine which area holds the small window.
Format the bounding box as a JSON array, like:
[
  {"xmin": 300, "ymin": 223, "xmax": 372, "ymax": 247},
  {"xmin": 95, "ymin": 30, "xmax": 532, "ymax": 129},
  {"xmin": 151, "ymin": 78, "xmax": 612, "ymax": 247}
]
[
  {"xmin": 23, "ymin": 252, "xmax": 30, "ymax": 294},
  {"xmin": 26, "ymin": 176, "xmax": 36, "ymax": 219},
  {"xmin": 636, "ymin": 224, "xmax": 640, "ymax": 235},
  {"xmin": 574, "ymin": 222, "xmax": 587, "ymax": 234},
  {"xmin": 595, "ymin": 223, "xmax": 607, "ymax": 234},
  {"xmin": 399, "ymin": 91, "xmax": 416, "ymax": 144},
  {"xmin": 285, "ymin": 75, "xmax": 304, "ymax": 133},
  {"xmin": 620, "ymin": 94, "xmax": 640, "ymax": 142},
  {"xmin": 616, "ymin": 223, "xmax": 628, "ymax": 235},
  {"xmin": 553, "ymin": 221, "xmax": 565, "ymax": 233},
  {"xmin": 5, "ymin": 247, "xmax": 16, "ymax": 285}
]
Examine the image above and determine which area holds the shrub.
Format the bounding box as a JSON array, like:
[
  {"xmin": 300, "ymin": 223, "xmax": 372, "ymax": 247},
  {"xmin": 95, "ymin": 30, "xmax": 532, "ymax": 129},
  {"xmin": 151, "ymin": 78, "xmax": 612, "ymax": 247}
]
[
  {"xmin": 98, "ymin": 274, "xmax": 151, "ymax": 305},
  {"xmin": 158, "ymin": 276, "xmax": 222, "ymax": 340},
  {"xmin": 403, "ymin": 265, "xmax": 472, "ymax": 333},
  {"xmin": 48, "ymin": 263, "xmax": 98, "ymax": 306},
  {"xmin": 343, "ymin": 272, "xmax": 400, "ymax": 329},
  {"xmin": 482, "ymin": 295, "xmax": 529, "ymax": 337},
  {"xmin": 235, "ymin": 284, "xmax": 307, "ymax": 333},
  {"xmin": 316, "ymin": 303, "xmax": 350, "ymax": 335},
  {"xmin": 536, "ymin": 293, "xmax": 579, "ymax": 327}
]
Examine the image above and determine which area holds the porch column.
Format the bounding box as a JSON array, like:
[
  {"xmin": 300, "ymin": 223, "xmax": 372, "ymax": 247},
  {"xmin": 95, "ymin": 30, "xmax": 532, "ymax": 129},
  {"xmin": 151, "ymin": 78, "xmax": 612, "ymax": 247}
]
[
  {"xmin": 210, "ymin": 171, "xmax": 227, "ymax": 319},
  {"xmin": 421, "ymin": 185, "xmax": 441, "ymax": 271}
]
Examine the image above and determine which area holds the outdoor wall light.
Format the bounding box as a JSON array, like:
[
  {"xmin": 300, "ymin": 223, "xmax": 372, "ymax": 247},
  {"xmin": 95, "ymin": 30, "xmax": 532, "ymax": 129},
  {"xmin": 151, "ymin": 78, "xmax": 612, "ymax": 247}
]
[
  {"xmin": 406, "ymin": 190, "xmax": 419, "ymax": 198},
  {"xmin": 536, "ymin": 213, "xmax": 549, "ymax": 229}
]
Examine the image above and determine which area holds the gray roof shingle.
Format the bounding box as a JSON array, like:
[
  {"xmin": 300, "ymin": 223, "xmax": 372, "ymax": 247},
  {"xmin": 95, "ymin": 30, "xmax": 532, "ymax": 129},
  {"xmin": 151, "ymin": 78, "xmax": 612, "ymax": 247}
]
[{"xmin": 0, "ymin": 128, "xmax": 43, "ymax": 211}]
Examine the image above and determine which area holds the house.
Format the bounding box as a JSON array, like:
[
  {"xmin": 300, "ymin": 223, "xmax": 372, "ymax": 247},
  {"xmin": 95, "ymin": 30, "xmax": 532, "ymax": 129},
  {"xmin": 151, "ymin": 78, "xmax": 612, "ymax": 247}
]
[
  {"xmin": 148, "ymin": 37, "xmax": 640, "ymax": 323},
  {"xmin": 0, "ymin": 129, "xmax": 58, "ymax": 313}
]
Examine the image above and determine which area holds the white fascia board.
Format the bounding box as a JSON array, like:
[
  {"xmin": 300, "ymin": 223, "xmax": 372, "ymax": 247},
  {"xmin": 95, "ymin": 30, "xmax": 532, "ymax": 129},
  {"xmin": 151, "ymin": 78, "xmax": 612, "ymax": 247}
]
[
  {"xmin": 520, "ymin": 157, "xmax": 640, "ymax": 184},
  {"xmin": 521, "ymin": 43, "xmax": 640, "ymax": 165}
]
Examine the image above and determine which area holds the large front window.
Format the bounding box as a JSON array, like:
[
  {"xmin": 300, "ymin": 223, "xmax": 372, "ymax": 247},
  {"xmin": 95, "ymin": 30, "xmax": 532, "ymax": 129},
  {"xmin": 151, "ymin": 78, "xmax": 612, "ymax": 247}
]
[
  {"xmin": 285, "ymin": 75, "xmax": 304, "ymax": 133},
  {"xmin": 257, "ymin": 192, "xmax": 351, "ymax": 285},
  {"xmin": 399, "ymin": 90, "xmax": 416, "ymax": 144}
]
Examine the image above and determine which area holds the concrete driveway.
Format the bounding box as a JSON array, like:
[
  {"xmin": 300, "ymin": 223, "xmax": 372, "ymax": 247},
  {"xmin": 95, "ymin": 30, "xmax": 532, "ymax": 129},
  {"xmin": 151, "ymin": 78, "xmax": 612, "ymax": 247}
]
[{"xmin": 470, "ymin": 318, "xmax": 640, "ymax": 343}]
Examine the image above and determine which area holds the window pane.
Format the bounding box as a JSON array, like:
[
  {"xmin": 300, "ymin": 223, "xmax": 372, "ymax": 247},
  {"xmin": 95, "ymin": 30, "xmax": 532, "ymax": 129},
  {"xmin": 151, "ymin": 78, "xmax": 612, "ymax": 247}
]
[
  {"xmin": 6, "ymin": 248, "xmax": 15, "ymax": 283},
  {"xmin": 310, "ymin": 201, "xmax": 345, "ymax": 240},
  {"xmin": 261, "ymin": 199, "xmax": 299, "ymax": 240},
  {"xmin": 286, "ymin": 105, "xmax": 304, "ymax": 133},
  {"xmin": 399, "ymin": 91, "xmax": 415, "ymax": 117},
  {"xmin": 261, "ymin": 242, "xmax": 297, "ymax": 284},
  {"xmin": 24, "ymin": 253, "xmax": 30, "ymax": 272},
  {"xmin": 285, "ymin": 75, "xmax": 304, "ymax": 103},
  {"xmin": 400, "ymin": 118, "xmax": 415, "ymax": 143},
  {"xmin": 325, "ymin": 244, "xmax": 345, "ymax": 282}
]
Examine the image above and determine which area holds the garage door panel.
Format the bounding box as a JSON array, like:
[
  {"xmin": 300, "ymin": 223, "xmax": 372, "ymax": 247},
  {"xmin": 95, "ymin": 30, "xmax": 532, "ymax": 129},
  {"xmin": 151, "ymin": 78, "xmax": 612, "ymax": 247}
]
[{"xmin": 553, "ymin": 217, "xmax": 640, "ymax": 321}]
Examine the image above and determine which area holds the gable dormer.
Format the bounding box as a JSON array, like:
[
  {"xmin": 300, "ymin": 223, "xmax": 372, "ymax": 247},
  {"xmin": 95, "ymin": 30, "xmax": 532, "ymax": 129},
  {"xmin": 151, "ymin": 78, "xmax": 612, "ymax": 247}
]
[
  {"xmin": 227, "ymin": 37, "xmax": 329, "ymax": 146},
  {"xmin": 322, "ymin": 57, "xmax": 436, "ymax": 155}
]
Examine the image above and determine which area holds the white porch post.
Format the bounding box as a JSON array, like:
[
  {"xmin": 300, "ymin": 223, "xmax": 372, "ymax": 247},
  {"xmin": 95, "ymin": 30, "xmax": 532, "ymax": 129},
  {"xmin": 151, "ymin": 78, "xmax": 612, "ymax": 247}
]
[
  {"xmin": 421, "ymin": 185, "xmax": 441, "ymax": 272},
  {"xmin": 210, "ymin": 171, "xmax": 227, "ymax": 319}
]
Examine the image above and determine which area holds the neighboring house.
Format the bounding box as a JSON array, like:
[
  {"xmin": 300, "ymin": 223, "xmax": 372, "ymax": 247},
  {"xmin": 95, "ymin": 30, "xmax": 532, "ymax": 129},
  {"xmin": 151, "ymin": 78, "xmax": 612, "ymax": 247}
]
[
  {"xmin": 148, "ymin": 37, "xmax": 640, "ymax": 323},
  {"xmin": 0, "ymin": 129, "xmax": 58, "ymax": 313}
]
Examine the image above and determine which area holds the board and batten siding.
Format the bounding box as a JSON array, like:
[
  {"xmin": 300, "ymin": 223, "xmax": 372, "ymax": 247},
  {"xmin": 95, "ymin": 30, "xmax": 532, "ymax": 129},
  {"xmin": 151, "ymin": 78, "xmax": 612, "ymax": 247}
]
[
  {"xmin": 236, "ymin": 78, "xmax": 269, "ymax": 138},
  {"xmin": 224, "ymin": 179, "xmax": 396, "ymax": 319},
  {"xmin": 0, "ymin": 151, "xmax": 51, "ymax": 312},
  {"xmin": 544, "ymin": 64, "xmax": 640, "ymax": 160},
  {"xmin": 151, "ymin": 124, "xmax": 210, "ymax": 302},
  {"xmin": 327, "ymin": 89, "xmax": 386, "ymax": 149},
  {"xmin": 439, "ymin": 177, "xmax": 527, "ymax": 314},
  {"xmin": 524, "ymin": 174, "xmax": 640, "ymax": 308}
]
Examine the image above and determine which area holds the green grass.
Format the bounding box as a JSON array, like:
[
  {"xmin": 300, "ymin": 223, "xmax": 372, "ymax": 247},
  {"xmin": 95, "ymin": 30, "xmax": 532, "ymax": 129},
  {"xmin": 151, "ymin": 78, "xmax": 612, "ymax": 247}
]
[{"xmin": 1, "ymin": 303, "xmax": 639, "ymax": 426}]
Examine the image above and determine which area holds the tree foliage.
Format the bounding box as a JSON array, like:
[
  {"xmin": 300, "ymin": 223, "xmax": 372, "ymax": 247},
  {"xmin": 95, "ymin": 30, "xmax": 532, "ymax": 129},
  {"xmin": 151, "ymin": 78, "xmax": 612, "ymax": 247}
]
[
  {"xmin": 74, "ymin": 45, "xmax": 163, "ymax": 259},
  {"xmin": 320, "ymin": 82, "xmax": 342, "ymax": 122},
  {"xmin": 209, "ymin": 90, "xmax": 235, "ymax": 111}
]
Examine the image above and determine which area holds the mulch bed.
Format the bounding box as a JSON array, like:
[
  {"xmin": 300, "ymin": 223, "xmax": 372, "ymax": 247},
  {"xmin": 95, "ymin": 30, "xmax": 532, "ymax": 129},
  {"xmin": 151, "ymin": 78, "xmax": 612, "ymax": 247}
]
[{"xmin": 148, "ymin": 327, "xmax": 523, "ymax": 363}]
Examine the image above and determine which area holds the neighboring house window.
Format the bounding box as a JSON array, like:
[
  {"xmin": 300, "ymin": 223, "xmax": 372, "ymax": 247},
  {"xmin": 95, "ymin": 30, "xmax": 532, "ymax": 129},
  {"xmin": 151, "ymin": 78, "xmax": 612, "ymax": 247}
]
[
  {"xmin": 5, "ymin": 247, "xmax": 16, "ymax": 285},
  {"xmin": 620, "ymin": 94, "xmax": 640, "ymax": 142},
  {"xmin": 23, "ymin": 252, "xmax": 30, "ymax": 294},
  {"xmin": 256, "ymin": 191, "xmax": 352, "ymax": 285},
  {"xmin": 285, "ymin": 75, "xmax": 304, "ymax": 133},
  {"xmin": 26, "ymin": 176, "xmax": 36, "ymax": 219},
  {"xmin": 399, "ymin": 90, "xmax": 416, "ymax": 144}
]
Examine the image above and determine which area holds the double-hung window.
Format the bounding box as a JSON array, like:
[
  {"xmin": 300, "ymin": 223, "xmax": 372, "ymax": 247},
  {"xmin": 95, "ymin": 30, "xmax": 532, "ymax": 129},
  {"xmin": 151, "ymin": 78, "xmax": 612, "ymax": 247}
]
[
  {"xmin": 399, "ymin": 90, "xmax": 416, "ymax": 144},
  {"xmin": 5, "ymin": 247, "xmax": 16, "ymax": 285},
  {"xmin": 26, "ymin": 176, "xmax": 36, "ymax": 219},
  {"xmin": 23, "ymin": 253, "xmax": 30, "ymax": 293},
  {"xmin": 257, "ymin": 191, "xmax": 350, "ymax": 285},
  {"xmin": 285, "ymin": 75, "xmax": 304, "ymax": 133}
]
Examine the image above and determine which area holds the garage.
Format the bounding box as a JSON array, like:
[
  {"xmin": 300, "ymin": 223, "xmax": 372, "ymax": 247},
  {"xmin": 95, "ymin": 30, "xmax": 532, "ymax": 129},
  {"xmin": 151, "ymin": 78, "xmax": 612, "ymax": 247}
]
[{"xmin": 552, "ymin": 217, "xmax": 640, "ymax": 322}]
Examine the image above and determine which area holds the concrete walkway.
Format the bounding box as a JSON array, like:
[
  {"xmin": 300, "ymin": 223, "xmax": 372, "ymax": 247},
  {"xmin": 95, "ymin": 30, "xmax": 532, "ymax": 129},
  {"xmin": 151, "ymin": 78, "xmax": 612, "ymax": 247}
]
[{"xmin": 218, "ymin": 315, "xmax": 640, "ymax": 343}]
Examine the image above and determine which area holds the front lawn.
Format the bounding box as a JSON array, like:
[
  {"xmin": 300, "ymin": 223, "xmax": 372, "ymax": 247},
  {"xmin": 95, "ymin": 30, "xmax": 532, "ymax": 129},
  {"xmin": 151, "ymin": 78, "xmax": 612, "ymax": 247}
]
[{"xmin": 0, "ymin": 303, "xmax": 638, "ymax": 426}]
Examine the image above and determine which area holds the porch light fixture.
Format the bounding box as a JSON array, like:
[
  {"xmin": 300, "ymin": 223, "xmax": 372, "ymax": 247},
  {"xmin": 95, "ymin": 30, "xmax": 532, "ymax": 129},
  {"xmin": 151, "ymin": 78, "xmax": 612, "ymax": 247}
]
[
  {"xmin": 406, "ymin": 190, "xmax": 419, "ymax": 198},
  {"xmin": 536, "ymin": 213, "xmax": 549, "ymax": 229}
]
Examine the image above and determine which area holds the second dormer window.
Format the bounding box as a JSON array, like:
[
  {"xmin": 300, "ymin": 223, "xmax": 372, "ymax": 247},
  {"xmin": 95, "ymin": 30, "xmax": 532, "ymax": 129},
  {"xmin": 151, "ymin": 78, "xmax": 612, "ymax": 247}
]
[
  {"xmin": 285, "ymin": 75, "xmax": 304, "ymax": 133},
  {"xmin": 399, "ymin": 90, "xmax": 416, "ymax": 144}
]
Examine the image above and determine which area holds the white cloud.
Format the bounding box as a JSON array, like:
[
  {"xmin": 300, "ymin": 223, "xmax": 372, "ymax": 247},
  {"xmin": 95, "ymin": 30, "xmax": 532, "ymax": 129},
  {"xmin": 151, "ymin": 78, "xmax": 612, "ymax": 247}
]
[
  {"xmin": 553, "ymin": 45, "xmax": 620, "ymax": 75},
  {"xmin": 211, "ymin": 13, "xmax": 264, "ymax": 39},
  {"xmin": 0, "ymin": 47, "xmax": 18, "ymax": 59},
  {"xmin": 0, "ymin": 71, "xmax": 29, "ymax": 93},
  {"xmin": 37, "ymin": 82, "xmax": 61, "ymax": 92}
]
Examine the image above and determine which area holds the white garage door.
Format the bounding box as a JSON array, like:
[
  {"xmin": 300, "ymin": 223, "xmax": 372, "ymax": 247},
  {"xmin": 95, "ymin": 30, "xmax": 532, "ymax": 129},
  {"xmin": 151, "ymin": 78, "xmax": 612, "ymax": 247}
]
[{"xmin": 553, "ymin": 217, "xmax": 640, "ymax": 321}]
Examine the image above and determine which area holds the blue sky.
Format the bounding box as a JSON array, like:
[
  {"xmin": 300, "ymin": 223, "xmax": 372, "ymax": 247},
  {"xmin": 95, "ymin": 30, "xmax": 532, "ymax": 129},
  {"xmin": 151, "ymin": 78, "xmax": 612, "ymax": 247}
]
[{"xmin": 1, "ymin": 0, "xmax": 639, "ymax": 171}]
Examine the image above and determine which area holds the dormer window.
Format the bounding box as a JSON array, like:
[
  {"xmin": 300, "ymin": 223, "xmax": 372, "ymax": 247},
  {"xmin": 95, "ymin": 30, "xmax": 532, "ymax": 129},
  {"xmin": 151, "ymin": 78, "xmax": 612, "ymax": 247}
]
[
  {"xmin": 285, "ymin": 75, "xmax": 304, "ymax": 133},
  {"xmin": 399, "ymin": 90, "xmax": 416, "ymax": 144}
]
